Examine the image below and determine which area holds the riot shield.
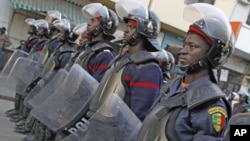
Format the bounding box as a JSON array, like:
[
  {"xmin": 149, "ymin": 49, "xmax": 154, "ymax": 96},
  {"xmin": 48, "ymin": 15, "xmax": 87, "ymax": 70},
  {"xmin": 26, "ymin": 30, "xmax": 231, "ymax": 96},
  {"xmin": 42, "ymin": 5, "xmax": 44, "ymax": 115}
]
[
  {"xmin": 4, "ymin": 57, "xmax": 43, "ymax": 96},
  {"xmin": 61, "ymin": 94, "xmax": 142, "ymax": 141},
  {"xmin": 0, "ymin": 50, "xmax": 29, "ymax": 80},
  {"xmin": 24, "ymin": 69, "xmax": 68, "ymax": 109},
  {"xmin": 28, "ymin": 51, "xmax": 41, "ymax": 61},
  {"xmin": 31, "ymin": 64, "xmax": 99, "ymax": 133}
]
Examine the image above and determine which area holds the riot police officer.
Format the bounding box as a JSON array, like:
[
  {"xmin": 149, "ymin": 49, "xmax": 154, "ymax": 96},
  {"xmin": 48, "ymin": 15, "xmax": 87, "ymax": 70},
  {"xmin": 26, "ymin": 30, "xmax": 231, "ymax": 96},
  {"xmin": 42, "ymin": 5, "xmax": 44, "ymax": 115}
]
[
  {"xmin": 78, "ymin": 3, "xmax": 118, "ymax": 82},
  {"xmin": 5, "ymin": 20, "xmax": 37, "ymax": 118},
  {"xmin": 29, "ymin": 19, "xmax": 50, "ymax": 55},
  {"xmin": 87, "ymin": 0, "xmax": 163, "ymax": 122},
  {"xmin": 5, "ymin": 18, "xmax": 37, "ymax": 117},
  {"xmin": 46, "ymin": 10, "xmax": 63, "ymax": 58},
  {"xmin": 76, "ymin": 24, "xmax": 89, "ymax": 52},
  {"xmin": 135, "ymin": 3, "xmax": 234, "ymax": 141},
  {"xmin": 64, "ymin": 22, "xmax": 89, "ymax": 71},
  {"xmin": 20, "ymin": 18, "xmax": 39, "ymax": 53},
  {"xmin": 50, "ymin": 19, "xmax": 76, "ymax": 70},
  {"xmin": 151, "ymin": 50, "xmax": 175, "ymax": 83},
  {"xmin": 9, "ymin": 19, "xmax": 50, "ymax": 124},
  {"xmin": 14, "ymin": 19, "xmax": 50, "ymax": 132}
]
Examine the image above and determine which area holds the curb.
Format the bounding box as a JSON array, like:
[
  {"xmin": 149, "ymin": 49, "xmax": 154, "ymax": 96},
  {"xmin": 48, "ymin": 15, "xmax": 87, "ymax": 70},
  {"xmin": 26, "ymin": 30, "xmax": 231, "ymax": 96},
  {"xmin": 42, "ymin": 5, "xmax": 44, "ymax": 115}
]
[{"xmin": 0, "ymin": 95, "xmax": 15, "ymax": 102}]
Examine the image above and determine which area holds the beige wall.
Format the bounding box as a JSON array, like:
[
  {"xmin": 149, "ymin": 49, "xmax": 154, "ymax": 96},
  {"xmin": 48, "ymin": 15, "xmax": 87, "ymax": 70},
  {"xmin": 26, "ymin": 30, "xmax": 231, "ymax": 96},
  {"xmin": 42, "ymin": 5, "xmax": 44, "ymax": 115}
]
[
  {"xmin": 151, "ymin": 1, "xmax": 188, "ymax": 32},
  {"xmin": 9, "ymin": 10, "xmax": 45, "ymax": 48},
  {"xmin": 102, "ymin": 0, "xmax": 236, "ymax": 35},
  {"xmin": 150, "ymin": 0, "xmax": 235, "ymax": 32}
]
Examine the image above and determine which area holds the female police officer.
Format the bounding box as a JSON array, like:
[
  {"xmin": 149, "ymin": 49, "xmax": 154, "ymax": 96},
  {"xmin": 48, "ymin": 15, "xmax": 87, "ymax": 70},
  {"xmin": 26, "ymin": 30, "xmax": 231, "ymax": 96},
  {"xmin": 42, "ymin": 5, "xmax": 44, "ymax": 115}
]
[{"xmin": 135, "ymin": 3, "xmax": 234, "ymax": 141}]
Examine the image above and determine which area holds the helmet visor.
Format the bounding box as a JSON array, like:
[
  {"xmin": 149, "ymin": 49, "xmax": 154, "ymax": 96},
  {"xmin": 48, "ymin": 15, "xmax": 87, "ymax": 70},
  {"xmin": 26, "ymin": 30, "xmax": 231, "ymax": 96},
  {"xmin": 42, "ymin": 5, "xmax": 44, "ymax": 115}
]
[
  {"xmin": 115, "ymin": 0, "xmax": 148, "ymax": 21},
  {"xmin": 47, "ymin": 10, "xmax": 61, "ymax": 23},
  {"xmin": 25, "ymin": 18, "xmax": 36, "ymax": 25},
  {"xmin": 35, "ymin": 19, "xmax": 49, "ymax": 29},
  {"xmin": 81, "ymin": 3, "xmax": 109, "ymax": 21},
  {"xmin": 73, "ymin": 23, "xmax": 87, "ymax": 36},
  {"xmin": 53, "ymin": 19, "xmax": 70, "ymax": 31},
  {"xmin": 183, "ymin": 3, "xmax": 233, "ymax": 43}
]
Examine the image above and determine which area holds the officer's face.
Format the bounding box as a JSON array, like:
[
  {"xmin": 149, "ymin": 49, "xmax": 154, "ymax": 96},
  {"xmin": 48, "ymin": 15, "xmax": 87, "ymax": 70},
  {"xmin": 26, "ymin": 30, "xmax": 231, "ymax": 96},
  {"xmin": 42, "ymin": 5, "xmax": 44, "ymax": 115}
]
[
  {"xmin": 37, "ymin": 27, "xmax": 45, "ymax": 35},
  {"xmin": 123, "ymin": 22, "xmax": 136, "ymax": 42},
  {"xmin": 178, "ymin": 33, "xmax": 210, "ymax": 67},
  {"xmin": 28, "ymin": 25, "xmax": 34, "ymax": 34},
  {"xmin": 79, "ymin": 35, "xmax": 88, "ymax": 46},
  {"xmin": 58, "ymin": 28, "xmax": 65, "ymax": 41},
  {"xmin": 87, "ymin": 17, "xmax": 100, "ymax": 33}
]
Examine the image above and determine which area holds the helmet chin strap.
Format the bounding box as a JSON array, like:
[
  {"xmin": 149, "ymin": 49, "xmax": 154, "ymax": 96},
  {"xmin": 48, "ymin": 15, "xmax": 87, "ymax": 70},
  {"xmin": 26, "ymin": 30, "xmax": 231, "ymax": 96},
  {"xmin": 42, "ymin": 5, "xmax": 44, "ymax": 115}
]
[
  {"xmin": 178, "ymin": 56, "xmax": 209, "ymax": 74},
  {"xmin": 126, "ymin": 32, "xmax": 139, "ymax": 46},
  {"xmin": 87, "ymin": 25, "xmax": 102, "ymax": 38}
]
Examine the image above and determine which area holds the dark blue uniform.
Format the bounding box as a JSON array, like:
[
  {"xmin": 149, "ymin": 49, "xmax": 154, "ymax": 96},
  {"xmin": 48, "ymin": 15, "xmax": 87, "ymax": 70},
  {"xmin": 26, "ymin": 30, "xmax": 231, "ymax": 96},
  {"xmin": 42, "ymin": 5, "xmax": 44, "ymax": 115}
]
[
  {"xmin": 53, "ymin": 43, "xmax": 74, "ymax": 70},
  {"xmin": 33, "ymin": 37, "xmax": 48, "ymax": 52},
  {"xmin": 134, "ymin": 75, "xmax": 230, "ymax": 141},
  {"xmin": 165, "ymin": 76, "xmax": 229, "ymax": 141},
  {"xmin": 116, "ymin": 52, "xmax": 163, "ymax": 121},
  {"xmin": 87, "ymin": 50, "xmax": 114, "ymax": 82},
  {"xmin": 88, "ymin": 51, "xmax": 163, "ymax": 122},
  {"xmin": 23, "ymin": 35, "xmax": 39, "ymax": 53},
  {"xmin": 47, "ymin": 36, "xmax": 62, "ymax": 57},
  {"xmin": 81, "ymin": 41, "xmax": 115, "ymax": 82}
]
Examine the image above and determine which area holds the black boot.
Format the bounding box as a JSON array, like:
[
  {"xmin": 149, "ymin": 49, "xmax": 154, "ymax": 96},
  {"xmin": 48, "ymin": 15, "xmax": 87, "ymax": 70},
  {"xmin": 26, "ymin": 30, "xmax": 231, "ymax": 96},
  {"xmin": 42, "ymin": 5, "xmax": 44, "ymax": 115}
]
[
  {"xmin": 6, "ymin": 110, "xmax": 19, "ymax": 118},
  {"xmin": 16, "ymin": 119, "xmax": 26, "ymax": 127},
  {"xmin": 22, "ymin": 133, "xmax": 35, "ymax": 141},
  {"xmin": 15, "ymin": 126, "xmax": 31, "ymax": 134},
  {"xmin": 10, "ymin": 115, "xmax": 24, "ymax": 122}
]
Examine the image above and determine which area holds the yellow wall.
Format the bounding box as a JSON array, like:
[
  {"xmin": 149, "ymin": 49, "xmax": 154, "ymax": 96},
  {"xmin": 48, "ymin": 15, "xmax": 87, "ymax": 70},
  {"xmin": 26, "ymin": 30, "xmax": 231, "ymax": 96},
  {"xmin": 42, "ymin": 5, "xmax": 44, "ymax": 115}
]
[{"xmin": 150, "ymin": 0, "xmax": 236, "ymax": 33}]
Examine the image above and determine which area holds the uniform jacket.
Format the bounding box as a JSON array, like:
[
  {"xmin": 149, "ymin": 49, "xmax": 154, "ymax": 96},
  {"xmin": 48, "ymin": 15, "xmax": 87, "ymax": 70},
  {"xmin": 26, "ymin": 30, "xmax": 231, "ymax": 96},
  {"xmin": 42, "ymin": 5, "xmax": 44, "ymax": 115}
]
[
  {"xmin": 82, "ymin": 41, "xmax": 115, "ymax": 82},
  {"xmin": 164, "ymin": 76, "xmax": 230, "ymax": 141},
  {"xmin": 94, "ymin": 51, "xmax": 163, "ymax": 121},
  {"xmin": 53, "ymin": 42, "xmax": 75, "ymax": 70},
  {"xmin": 23, "ymin": 35, "xmax": 39, "ymax": 53}
]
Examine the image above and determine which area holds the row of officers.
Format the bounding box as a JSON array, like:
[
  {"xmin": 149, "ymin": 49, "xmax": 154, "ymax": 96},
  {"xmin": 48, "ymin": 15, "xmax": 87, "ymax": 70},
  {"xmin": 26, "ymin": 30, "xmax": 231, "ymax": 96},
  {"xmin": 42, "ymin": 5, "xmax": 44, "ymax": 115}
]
[{"xmin": 2, "ymin": 0, "xmax": 250, "ymax": 141}]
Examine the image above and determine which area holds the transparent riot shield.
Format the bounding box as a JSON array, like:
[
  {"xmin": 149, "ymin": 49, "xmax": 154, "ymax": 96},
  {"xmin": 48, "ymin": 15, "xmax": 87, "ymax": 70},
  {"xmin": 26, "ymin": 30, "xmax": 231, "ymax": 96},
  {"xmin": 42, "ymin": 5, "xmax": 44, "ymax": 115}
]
[
  {"xmin": 28, "ymin": 51, "xmax": 41, "ymax": 61},
  {"xmin": 4, "ymin": 57, "xmax": 43, "ymax": 96},
  {"xmin": 0, "ymin": 50, "xmax": 29, "ymax": 80},
  {"xmin": 31, "ymin": 64, "xmax": 99, "ymax": 132},
  {"xmin": 61, "ymin": 94, "xmax": 142, "ymax": 141},
  {"xmin": 24, "ymin": 69, "xmax": 68, "ymax": 109}
]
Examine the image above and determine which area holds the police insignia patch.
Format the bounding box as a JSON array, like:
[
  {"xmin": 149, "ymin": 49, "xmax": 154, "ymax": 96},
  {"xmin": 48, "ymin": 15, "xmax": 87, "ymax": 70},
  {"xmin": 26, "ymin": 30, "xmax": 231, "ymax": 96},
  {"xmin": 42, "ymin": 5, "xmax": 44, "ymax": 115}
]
[{"xmin": 208, "ymin": 106, "xmax": 227, "ymax": 132}]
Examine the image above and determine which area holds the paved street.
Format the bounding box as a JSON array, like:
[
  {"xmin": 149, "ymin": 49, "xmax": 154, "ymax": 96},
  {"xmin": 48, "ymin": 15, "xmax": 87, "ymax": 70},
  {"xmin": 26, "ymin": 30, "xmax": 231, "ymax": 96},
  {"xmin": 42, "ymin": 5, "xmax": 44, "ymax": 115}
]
[{"xmin": 0, "ymin": 77, "xmax": 26, "ymax": 141}]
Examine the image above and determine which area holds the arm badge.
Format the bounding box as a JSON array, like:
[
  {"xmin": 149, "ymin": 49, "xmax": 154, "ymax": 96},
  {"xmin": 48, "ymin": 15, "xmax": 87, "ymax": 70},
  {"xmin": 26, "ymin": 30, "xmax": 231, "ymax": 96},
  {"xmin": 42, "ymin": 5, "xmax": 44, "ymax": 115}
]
[{"xmin": 208, "ymin": 106, "xmax": 227, "ymax": 132}]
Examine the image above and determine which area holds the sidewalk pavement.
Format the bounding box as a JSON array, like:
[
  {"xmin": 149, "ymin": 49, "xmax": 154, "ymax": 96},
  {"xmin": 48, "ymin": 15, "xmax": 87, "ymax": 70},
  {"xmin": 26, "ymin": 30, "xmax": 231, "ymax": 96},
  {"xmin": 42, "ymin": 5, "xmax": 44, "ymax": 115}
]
[{"xmin": 0, "ymin": 77, "xmax": 26, "ymax": 141}]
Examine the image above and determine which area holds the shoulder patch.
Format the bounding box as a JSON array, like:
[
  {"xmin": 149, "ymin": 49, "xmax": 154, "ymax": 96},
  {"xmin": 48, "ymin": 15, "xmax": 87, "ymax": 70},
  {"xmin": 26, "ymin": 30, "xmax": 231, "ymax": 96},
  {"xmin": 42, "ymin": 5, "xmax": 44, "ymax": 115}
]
[{"xmin": 208, "ymin": 106, "xmax": 227, "ymax": 133}]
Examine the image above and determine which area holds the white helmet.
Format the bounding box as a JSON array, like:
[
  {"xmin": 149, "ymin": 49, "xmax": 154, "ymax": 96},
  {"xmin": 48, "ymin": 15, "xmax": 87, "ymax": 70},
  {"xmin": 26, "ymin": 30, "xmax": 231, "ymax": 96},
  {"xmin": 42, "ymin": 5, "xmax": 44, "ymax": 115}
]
[{"xmin": 238, "ymin": 89, "xmax": 249, "ymax": 97}]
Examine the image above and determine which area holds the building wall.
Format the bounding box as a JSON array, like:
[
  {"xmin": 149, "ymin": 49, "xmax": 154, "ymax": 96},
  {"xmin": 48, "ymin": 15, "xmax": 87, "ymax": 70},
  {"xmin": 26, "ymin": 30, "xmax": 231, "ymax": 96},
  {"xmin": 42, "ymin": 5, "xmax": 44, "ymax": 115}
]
[
  {"xmin": 0, "ymin": 0, "xmax": 13, "ymax": 43},
  {"xmin": 150, "ymin": 0, "xmax": 235, "ymax": 33},
  {"xmin": 9, "ymin": 10, "xmax": 45, "ymax": 48}
]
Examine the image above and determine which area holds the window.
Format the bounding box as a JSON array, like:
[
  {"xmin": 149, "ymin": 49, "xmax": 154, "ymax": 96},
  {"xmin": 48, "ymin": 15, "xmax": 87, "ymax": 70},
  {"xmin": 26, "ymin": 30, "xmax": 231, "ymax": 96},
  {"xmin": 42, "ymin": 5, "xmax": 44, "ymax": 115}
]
[{"xmin": 185, "ymin": 0, "xmax": 215, "ymax": 5}]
